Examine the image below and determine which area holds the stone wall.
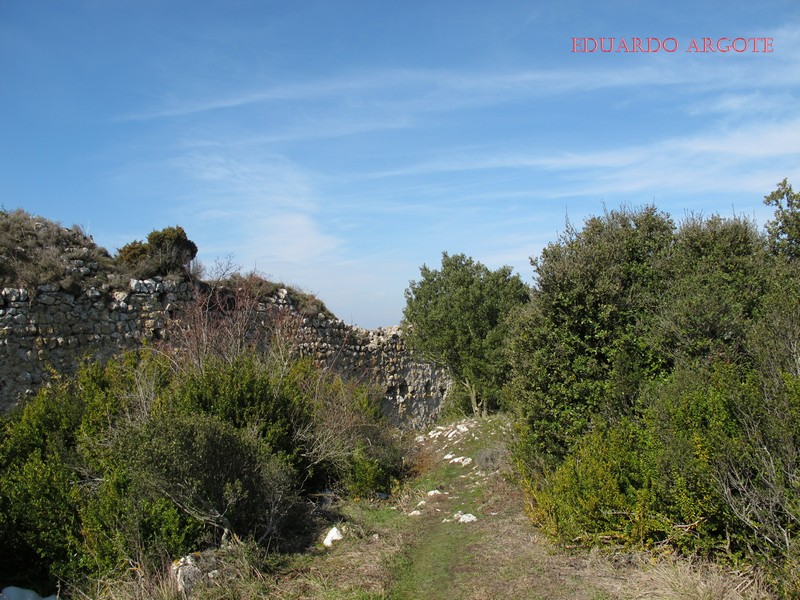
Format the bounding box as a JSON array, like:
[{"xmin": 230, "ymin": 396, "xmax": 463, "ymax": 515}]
[
  {"xmin": 0, "ymin": 279, "xmax": 449, "ymax": 428},
  {"xmin": 297, "ymin": 319, "xmax": 449, "ymax": 428}
]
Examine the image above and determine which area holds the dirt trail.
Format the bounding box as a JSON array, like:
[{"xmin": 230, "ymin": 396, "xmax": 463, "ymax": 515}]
[
  {"xmin": 269, "ymin": 416, "xmax": 767, "ymax": 599},
  {"xmin": 385, "ymin": 416, "xmax": 629, "ymax": 600}
]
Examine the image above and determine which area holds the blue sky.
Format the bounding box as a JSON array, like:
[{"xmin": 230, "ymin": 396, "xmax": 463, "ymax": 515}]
[{"xmin": 2, "ymin": 1, "xmax": 799, "ymax": 327}]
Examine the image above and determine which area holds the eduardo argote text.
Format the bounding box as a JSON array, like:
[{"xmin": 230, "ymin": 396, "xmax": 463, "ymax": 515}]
[{"xmin": 571, "ymin": 37, "xmax": 773, "ymax": 53}]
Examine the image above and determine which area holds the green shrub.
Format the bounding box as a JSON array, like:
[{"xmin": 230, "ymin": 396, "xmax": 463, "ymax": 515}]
[
  {"xmin": 115, "ymin": 239, "xmax": 149, "ymax": 267},
  {"xmin": 346, "ymin": 442, "xmax": 393, "ymax": 498},
  {"xmin": 526, "ymin": 365, "xmax": 744, "ymax": 555},
  {"xmin": 640, "ymin": 364, "xmax": 742, "ymax": 555},
  {"xmin": 527, "ymin": 418, "xmax": 654, "ymax": 545},
  {"xmin": 506, "ymin": 206, "xmax": 674, "ymax": 465},
  {"xmin": 764, "ymin": 178, "xmax": 800, "ymax": 260},
  {"xmin": 146, "ymin": 225, "xmax": 198, "ymax": 274},
  {"xmin": 643, "ymin": 214, "xmax": 769, "ymax": 367},
  {"xmin": 0, "ymin": 450, "xmax": 83, "ymax": 587},
  {"xmin": 168, "ymin": 353, "xmax": 311, "ymax": 467},
  {"xmin": 122, "ymin": 409, "xmax": 297, "ymax": 547},
  {"xmin": 114, "ymin": 225, "xmax": 198, "ymax": 278}
]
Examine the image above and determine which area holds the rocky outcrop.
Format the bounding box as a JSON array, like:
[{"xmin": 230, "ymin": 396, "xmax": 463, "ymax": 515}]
[{"xmin": 0, "ymin": 279, "xmax": 450, "ymax": 428}]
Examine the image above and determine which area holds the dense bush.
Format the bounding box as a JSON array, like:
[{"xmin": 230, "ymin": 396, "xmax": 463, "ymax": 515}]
[
  {"xmin": 146, "ymin": 226, "xmax": 198, "ymax": 272},
  {"xmin": 0, "ymin": 336, "xmax": 400, "ymax": 593},
  {"xmin": 644, "ymin": 214, "xmax": 769, "ymax": 366},
  {"xmin": 123, "ymin": 409, "xmax": 297, "ymax": 546},
  {"xmin": 508, "ymin": 191, "xmax": 800, "ymax": 594},
  {"xmin": 115, "ymin": 239, "xmax": 149, "ymax": 267},
  {"xmin": 526, "ymin": 417, "xmax": 651, "ymax": 544},
  {"xmin": 764, "ymin": 178, "xmax": 800, "ymax": 260},
  {"xmin": 506, "ymin": 206, "xmax": 673, "ymax": 465},
  {"xmin": 114, "ymin": 225, "xmax": 197, "ymax": 278}
]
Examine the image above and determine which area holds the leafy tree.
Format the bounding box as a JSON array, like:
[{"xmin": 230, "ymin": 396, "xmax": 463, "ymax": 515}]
[
  {"xmin": 644, "ymin": 214, "xmax": 769, "ymax": 367},
  {"xmin": 506, "ymin": 206, "xmax": 674, "ymax": 463},
  {"xmin": 764, "ymin": 178, "xmax": 800, "ymax": 260},
  {"xmin": 403, "ymin": 252, "xmax": 529, "ymax": 417}
]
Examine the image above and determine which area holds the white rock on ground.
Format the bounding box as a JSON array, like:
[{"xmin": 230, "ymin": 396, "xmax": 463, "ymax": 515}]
[
  {"xmin": 323, "ymin": 526, "xmax": 344, "ymax": 547},
  {"xmin": 452, "ymin": 510, "xmax": 478, "ymax": 523},
  {"xmin": 171, "ymin": 554, "xmax": 202, "ymax": 594},
  {"xmin": 1, "ymin": 587, "xmax": 57, "ymax": 600},
  {"xmin": 457, "ymin": 513, "xmax": 478, "ymax": 523}
]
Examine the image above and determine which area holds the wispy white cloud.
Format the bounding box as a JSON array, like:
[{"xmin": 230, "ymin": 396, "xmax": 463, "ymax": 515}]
[
  {"xmin": 239, "ymin": 212, "xmax": 341, "ymax": 265},
  {"xmin": 686, "ymin": 92, "xmax": 798, "ymax": 118},
  {"xmin": 118, "ymin": 23, "xmax": 800, "ymax": 125},
  {"xmin": 176, "ymin": 116, "xmax": 415, "ymax": 149},
  {"xmin": 118, "ymin": 147, "xmax": 346, "ymax": 281},
  {"xmin": 119, "ymin": 48, "xmax": 799, "ymax": 124},
  {"xmin": 170, "ymin": 152, "xmax": 317, "ymax": 212},
  {"xmin": 357, "ymin": 113, "xmax": 800, "ymax": 202},
  {"xmin": 117, "ymin": 70, "xmax": 438, "ymax": 121}
]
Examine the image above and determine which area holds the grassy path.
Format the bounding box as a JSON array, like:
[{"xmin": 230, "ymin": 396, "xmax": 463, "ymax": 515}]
[
  {"xmin": 383, "ymin": 417, "xmax": 620, "ymax": 600},
  {"xmin": 263, "ymin": 416, "xmax": 769, "ymax": 599}
]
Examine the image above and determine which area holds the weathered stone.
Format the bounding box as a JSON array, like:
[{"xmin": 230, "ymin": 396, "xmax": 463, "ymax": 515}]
[
  {"xmin": 3, "ymin": 288, "xmax": 29, "ymax": 302},
  {"xmin": 170, "ymin": 554, "xmax": 202, "ymax": 594},
  {"xmin": 0, "ymin": 585, "xmax": 57, "ymax": 600},
  {"xmin": 0, "ymin": 281, "xmax": 450, "ymax": 423},
  {"xmin": 37, "ymin": 294, "xmax": 57, "ymax": 306},
  {"xmin": 323, "ymin": 526, "xmax": 343, "ymax": 547}
]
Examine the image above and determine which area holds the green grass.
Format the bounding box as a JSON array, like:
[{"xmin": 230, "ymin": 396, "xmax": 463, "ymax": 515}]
[{"xmin": 387, "ymin": 521, "xmax": 477, "ymax": 599}]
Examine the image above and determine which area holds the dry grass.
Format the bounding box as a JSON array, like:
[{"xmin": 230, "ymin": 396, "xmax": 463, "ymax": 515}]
[
  {"xmin": 78, "ymin": 543, "xmax": 278, "ymax": 600},
  {"xmin": 610, "ymin": 557, "xmax": 772, "ymax": 600},
  {"xmin": 0, "ymin": 208, "xmax": 113, "ymax": 291}
]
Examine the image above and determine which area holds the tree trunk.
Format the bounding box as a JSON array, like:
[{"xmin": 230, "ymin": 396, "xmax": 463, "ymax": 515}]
[{"xmin": 464, "ymin": 380, "xmax": 480, "ymax": 418}]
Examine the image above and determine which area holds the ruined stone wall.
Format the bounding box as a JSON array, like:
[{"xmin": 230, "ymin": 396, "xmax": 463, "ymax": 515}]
[
  {"xmin": 0, "ymin": 279, "xmax": 189, "ymax": 410},
  {"xmin": 297, "ymin": 318, "xmax": 449, "ymax": 428},
  {"xmin": 0, "ymin": 279, "xmax": 449, "ymax": 428}
]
